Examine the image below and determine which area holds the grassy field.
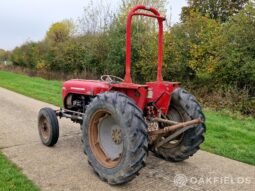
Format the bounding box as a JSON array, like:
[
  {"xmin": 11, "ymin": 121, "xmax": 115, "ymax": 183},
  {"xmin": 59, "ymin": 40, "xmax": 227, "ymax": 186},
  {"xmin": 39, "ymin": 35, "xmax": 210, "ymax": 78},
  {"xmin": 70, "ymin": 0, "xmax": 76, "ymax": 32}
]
[
  {"xmin": 202, "ymin": 110, "xmax": 255, "ymax": 165},
  {"xmin": 0, "ymin": 70, "xmax": 254, "ymax": 166},
  {"xmin": 0, "ymin": 70, "xmax": 62, "ymax": 106},
  {"xmin": 0, "ymin": 153, "xmax": 39, "ymax": 191}
]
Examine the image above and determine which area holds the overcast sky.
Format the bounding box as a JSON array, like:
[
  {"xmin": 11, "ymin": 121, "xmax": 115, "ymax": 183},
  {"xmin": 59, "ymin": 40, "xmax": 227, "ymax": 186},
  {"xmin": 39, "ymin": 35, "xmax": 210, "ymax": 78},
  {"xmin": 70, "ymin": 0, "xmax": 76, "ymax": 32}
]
[{"xmin": 0, "ymin": 0, "xmax": 187, "ymax": 50}]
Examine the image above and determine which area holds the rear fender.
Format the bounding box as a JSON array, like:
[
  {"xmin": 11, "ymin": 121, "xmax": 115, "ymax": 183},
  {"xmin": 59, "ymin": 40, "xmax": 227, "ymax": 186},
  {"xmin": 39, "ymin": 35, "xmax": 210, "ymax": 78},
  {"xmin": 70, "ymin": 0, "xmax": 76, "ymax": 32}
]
[
  {"xmin": 146, "ymin": 82, "xmax": 180, "ymax": 115},
  {"xmin": 110, "ymin": 86, "xmax": 148, "ymax": 109}
]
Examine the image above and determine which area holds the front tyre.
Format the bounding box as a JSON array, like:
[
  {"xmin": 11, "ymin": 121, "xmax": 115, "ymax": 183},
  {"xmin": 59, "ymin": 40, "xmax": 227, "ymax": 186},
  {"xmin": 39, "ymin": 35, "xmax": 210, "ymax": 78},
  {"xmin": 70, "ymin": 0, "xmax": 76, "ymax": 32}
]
[
  {"xmin": 83, "ymin": 92, "xmax": 148, "ymax": 185},
  {"xmin": 38, "ymin": 107, "xmax": 59, "ymax": 146},
  {"xmin": 153, "ymin": 88, "xmax": 206, "ymax": 162}
]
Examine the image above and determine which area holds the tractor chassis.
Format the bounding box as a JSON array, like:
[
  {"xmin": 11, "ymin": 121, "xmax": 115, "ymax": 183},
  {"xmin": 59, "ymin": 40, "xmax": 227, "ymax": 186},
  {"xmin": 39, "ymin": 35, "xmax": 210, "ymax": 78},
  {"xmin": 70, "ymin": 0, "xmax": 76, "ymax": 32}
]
[
  {"xmin": 55, "ymin": 108, "xmax": 202, "ymax": 147},
  {"xmin": 56, "ymin": 108, "xmax": 84, "ymax": 123}
]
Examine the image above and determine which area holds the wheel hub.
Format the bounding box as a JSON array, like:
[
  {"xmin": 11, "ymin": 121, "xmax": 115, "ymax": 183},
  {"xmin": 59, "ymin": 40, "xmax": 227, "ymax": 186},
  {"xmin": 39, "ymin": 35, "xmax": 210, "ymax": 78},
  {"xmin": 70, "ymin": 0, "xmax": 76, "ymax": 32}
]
[
  {"xmin": 112, "ymin": 129, "xmax": 122, "ymax": 145},
  {"xmin": 39, "ymin": 118, "xmax": 50, "ymax": 140}
]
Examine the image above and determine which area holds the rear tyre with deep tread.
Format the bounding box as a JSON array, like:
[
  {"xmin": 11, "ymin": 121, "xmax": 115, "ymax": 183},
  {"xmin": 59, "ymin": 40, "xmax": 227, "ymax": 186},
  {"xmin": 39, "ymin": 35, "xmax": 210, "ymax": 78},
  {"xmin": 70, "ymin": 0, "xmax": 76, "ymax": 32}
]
[
  {"xmin": 83, "ymin": 92, "xmax": 148, "ymax": 185},
  {"xmin": 153, "ymin": 88, "xmax": 206, "ymax": 162},
  {"xmin": 38, "ymin": 107, "xmax": 59, "ymax": 146}
]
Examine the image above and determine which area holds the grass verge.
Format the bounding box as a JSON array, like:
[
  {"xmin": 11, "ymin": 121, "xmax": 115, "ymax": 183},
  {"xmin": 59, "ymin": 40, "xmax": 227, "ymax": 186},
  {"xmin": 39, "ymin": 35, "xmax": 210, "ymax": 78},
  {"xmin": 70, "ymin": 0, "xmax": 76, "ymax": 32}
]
[
  {"xmin": 0, "ymin": 70, "xmax": 254, "ymax": 166},
  {"xmin": 201, "ymin": 110, "xmax": 255, "ymax": 165},
  {"xmin": 0, "ymin": 153, "xmax": 39, "ymax": 191},
  {"xmin": 0, "ymin": 70, "xmax": 62, "ymax": 106}
]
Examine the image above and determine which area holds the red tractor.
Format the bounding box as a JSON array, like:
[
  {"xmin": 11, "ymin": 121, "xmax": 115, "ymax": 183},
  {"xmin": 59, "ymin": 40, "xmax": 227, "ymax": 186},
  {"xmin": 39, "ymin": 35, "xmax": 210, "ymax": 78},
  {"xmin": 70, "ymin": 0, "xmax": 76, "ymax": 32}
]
[{"xmin": 38, "ymin": 5, "xmax": 205, "ymax": 185}]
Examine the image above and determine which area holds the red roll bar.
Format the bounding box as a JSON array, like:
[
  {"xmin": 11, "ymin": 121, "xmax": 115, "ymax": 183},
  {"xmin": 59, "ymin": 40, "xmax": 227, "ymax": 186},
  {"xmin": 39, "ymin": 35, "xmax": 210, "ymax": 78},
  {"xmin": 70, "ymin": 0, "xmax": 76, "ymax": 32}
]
[{"xmin": 124, "ymin": 5, "xmax": 165, "ymax": 83}]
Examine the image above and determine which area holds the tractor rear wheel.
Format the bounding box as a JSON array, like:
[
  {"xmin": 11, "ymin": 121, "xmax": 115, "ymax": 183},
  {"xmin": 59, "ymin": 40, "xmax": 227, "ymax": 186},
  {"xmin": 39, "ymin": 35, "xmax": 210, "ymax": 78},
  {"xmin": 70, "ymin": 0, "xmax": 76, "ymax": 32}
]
[
  {"xmin": 38, "ymin": 107, "xmax": 59, "ymax": 146},
  {"xmin": 153, "ymin": 88, "xmax": 206, "ymax": 162},
  {"xmin": 83, "ymin": 92, "xmax": 148, "ymax": 185}
]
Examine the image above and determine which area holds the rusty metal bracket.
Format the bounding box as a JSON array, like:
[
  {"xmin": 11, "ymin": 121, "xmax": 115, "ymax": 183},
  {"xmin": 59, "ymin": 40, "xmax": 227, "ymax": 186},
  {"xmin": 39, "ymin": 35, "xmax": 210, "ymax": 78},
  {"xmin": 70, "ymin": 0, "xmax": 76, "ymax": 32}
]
[
  {"xmin": 152, "ymin": 117, "xmax": 178, "ymax": 125},
  {"xmin": 148, "ymin": 118, "xmax": 202, "ymax": 135},
  {"xmin": 155, "ymin": 125, "xmax": 194, "ymax": 149},
  {"xmin": 55, "ymin": 108, "xmax": 84, "ymax": 121}
]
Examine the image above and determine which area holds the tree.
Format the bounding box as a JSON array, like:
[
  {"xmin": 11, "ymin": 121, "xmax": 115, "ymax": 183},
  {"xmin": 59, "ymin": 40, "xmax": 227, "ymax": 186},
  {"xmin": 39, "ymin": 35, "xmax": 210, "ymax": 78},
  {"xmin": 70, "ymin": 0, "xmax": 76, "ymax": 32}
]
[
  {"xmin": 120, "ymin": 0, "xmax": 167, "ymax": 14},
  {"xmin": 213, "ymin": 2, "xmax": 255, "ymax": 93},
  {"xmin": 78, "ymin": 0, "xmax": 115, "ymax": 35},
  {"xmin": 0, "ymin": 49, "xmax": 10, "ymax": 62},
  {"xmin": 11, "ymin": 42, "xmax": 41, "ymax": 68},
  {"xmin": 45, "ymin": 20, "xmax": 75, "ymax": 43},
  {"xmin": 164, "ymin": 11, "xmax": 221, "ymax": 82},
  {"xmin": 181, "ymin": 0, "xmax": 249, "ymax": 22}
]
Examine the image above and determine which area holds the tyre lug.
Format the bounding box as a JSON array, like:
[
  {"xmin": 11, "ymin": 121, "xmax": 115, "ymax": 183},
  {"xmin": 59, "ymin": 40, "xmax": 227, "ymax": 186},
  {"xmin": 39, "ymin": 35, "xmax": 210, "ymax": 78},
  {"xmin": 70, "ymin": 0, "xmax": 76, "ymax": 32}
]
[{"xmin": 105, "ymin": 158, "xmax": 111, "ymax": 162}]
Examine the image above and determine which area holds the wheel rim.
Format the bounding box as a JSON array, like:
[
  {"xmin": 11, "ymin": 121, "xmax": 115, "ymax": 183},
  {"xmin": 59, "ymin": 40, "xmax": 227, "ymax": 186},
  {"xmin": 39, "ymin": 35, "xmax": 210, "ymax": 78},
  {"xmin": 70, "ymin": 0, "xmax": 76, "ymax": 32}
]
[
  {"xmin": 88, "ymin": 109, "xmax": 123, "ymax": 168},
  {"xmin": 39, "ymin": 116, "xmax": 50, "ymax": 141},
  {"xmin": 161, "ymin": 107, "xmax": 184, "ymax": 148}
]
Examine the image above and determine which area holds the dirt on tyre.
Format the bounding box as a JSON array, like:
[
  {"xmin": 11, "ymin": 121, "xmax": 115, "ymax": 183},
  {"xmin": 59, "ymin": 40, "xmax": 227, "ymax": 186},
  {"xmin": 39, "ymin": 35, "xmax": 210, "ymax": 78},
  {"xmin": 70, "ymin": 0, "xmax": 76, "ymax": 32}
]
[
  {"xmin": 153, "ymin": 88, "xmax": 206, "ymax": 162},
  {"xmin": 38, "ymin": 107, "xmax": 59, "ymax": 146},
  {"xmin": 83, "ymin": 92, "xmax": 148, "ymax": 185}
]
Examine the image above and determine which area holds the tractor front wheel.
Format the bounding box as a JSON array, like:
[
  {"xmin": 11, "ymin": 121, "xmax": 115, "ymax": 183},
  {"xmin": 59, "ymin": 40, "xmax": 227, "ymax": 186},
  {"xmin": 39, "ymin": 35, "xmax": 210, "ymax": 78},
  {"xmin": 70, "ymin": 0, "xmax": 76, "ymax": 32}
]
[
  {"xmin": 153, "ymin": 88, "xmax": 206, "ymax": 162},
  {"xmin": 83, "ymin": 92, "xmax": 148, "ymax": 185},
  {"xmin": 38, "ymin": 107, "xmax": 59, "ymax": 146}
]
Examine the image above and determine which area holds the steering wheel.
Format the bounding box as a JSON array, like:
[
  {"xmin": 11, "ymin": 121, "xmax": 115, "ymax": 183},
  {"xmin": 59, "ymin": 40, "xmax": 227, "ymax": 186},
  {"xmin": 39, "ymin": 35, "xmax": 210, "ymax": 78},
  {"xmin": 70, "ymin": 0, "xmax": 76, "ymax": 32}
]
[{"xmin": 100, "ymin": 75, "xmax": 124, "ymax": 83}]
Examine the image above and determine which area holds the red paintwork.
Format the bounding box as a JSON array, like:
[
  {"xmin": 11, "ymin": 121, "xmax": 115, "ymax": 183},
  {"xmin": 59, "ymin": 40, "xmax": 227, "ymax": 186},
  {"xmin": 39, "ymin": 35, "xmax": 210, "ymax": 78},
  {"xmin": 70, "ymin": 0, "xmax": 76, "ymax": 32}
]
[
  {"xmin": 124, "ymin": 5, "xmax": 164, "ymax": 83},
  {"xmin": 62, "ymin": 80, "xmax": 110, "ymax": 98},
  {"xmin": 62, "ymin": 5, "xmax": 180, "ymax": 115},
  {"xmin": 146, "ymin": 81, "xmax": 175, "ymax": 114}
]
